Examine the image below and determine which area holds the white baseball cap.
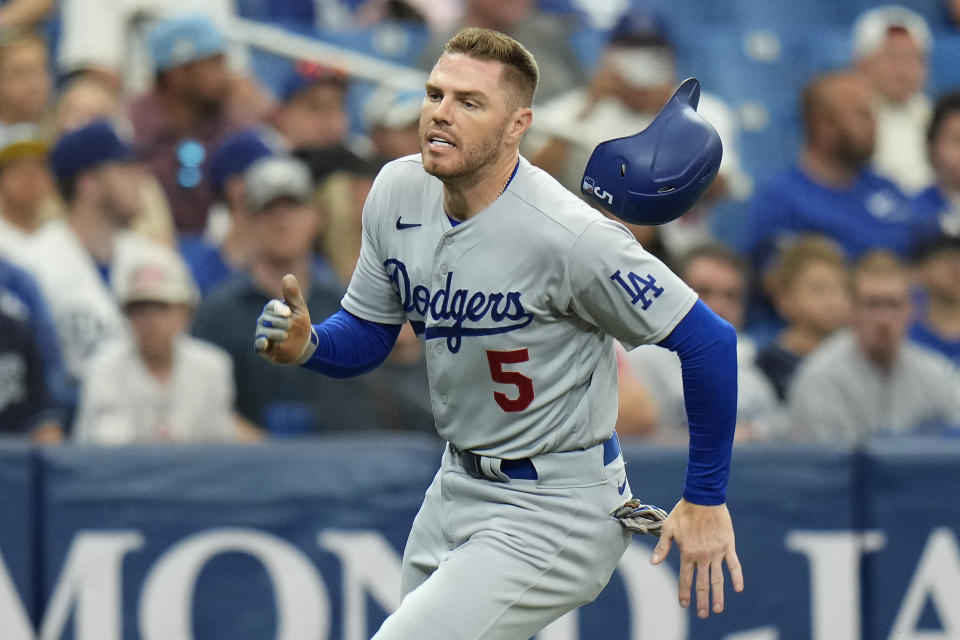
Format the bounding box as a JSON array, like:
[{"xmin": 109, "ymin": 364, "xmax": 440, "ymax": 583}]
[
  {"xmin": 851, "ymin": 5, "xmax": 932, "ymax": 61},
  {"xmin": 117, "ymin": 247, "xmax": 199, "ymax": 307},
  {"xmin": 363, "ymin": 87, "xmax": 423, "ymax": 131},
  {"xmin": 244, "ymin": 155, "xmax": 313, "ymax": 214}
]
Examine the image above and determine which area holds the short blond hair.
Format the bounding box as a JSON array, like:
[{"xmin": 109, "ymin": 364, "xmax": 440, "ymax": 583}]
[
  {"xmin": 850, "ymin": 249, "xmax": 909, "ymax": 296},
  {"xmin": 443, "ymin": 27, "xmax": 539, "ymax": 108},
  {"xmin": 770, "ymin": 235, "xmax": 847, "ymax": 293}
]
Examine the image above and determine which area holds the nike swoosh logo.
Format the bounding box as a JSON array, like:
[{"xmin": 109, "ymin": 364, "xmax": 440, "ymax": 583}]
[
  {"xmin": 617, "ymin": 479, "xmax": 627, "ymax": 495},
  {"xmin": 396, "ymin": 217, "xmax": 422, "ymax": 230}
]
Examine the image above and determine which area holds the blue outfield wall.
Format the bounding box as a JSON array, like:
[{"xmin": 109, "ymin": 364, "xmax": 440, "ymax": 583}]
[{"xmin": 0, "ymin": 434, "xmax": 958, "ymax": 639}]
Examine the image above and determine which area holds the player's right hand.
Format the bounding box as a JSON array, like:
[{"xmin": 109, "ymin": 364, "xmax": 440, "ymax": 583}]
[{"xmin": 254, "ymin": 274, "xmax": 313, "ymax": 365}]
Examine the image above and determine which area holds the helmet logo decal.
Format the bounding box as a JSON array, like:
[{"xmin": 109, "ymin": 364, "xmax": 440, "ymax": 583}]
[{"xmin": 582, "ymin": 175, "xmax": 614, "ymax": 206}]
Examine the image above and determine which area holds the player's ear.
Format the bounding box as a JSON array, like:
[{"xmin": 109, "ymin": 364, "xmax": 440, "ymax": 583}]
[{"xmin": 506, "ymin": 107, "xmax": 533, "ymax": 143}]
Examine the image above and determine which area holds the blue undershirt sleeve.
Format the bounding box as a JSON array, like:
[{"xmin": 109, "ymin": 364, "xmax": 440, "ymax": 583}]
[
  {"xmin": 657, "ymin": 299, "xmax": 738, "ymax": 505},
  {"xmin": 300, "ymin": 309, "xmax": 401, "ymax": 378}
]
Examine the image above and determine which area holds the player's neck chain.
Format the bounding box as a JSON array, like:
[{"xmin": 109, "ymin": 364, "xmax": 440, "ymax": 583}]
[{"xmin": 498, "ymin": 157, "xmax": 520, "ymax": 198}]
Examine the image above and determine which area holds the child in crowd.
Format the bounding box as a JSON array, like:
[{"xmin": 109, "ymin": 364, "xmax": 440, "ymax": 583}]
[{"xmin": 73, "ymin": 247, "xmax": 251, "ymax": 443}]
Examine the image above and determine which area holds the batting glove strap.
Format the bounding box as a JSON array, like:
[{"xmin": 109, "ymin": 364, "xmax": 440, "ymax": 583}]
[
  {"xmin": 294, "ymin": 325, "xmax": 320, "ymax": 366},
  {"xmin": 612, "ymin": 499, "xmax": 669, "ymax": 537}
]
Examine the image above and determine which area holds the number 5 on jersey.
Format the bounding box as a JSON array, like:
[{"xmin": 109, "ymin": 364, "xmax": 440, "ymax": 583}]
[{"xmin": 485, "ymin": 349, "xmax": 534, "ymax": 412}]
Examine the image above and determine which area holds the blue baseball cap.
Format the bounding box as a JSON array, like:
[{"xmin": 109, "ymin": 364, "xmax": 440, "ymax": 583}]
[
  {"xmin": 150, "ymin": 14, "xmax": 227, "ymax": 73},
  {"xmin": 278, "ymin": 60, "xmax": 347, "ymax": 103},
  {"xmin": 608, "ymin": 9, "xmax": 672, "ymax": 48},
  {"xmin": 208, "ymin": 130, "xmax": 273, "ymax": 197},
  {"xmin": 50, "ymin": 119, "xmax": 133, "ymax": 183}
]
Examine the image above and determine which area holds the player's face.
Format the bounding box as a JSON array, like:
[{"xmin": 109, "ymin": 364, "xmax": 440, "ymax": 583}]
[
  {"xmin": 419, "ymin": 53, "xmax": 516, "ymax": 182},
  {"xmin": 683, "ymin": 257, "xmax": 746, "ymax": 329},
  {"xmin": 851, "ymin": 273, "xmax": 912, "ymax": 363},
  {"xmin": 780, "ymin": 262, "xmax": 851, "ymax": 336},
  {"xmin": 931, "ymin": 112, "xmax": 960, "ymax": 191}
]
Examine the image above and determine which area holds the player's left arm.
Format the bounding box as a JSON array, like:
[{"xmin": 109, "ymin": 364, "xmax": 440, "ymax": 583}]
[
  {"xmin": 651, "ymin": 300, "xmax": 743, "ymax": 619},
  {"xmin": 565, "ymin": 219, "xmax": 743, "ymax": 618}
]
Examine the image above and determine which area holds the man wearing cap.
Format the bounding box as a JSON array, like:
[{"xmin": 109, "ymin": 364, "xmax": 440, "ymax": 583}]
[
  {"xmin": 73, "ymin": 245, "xmax": 244, "ymax": 443},
  {"xmin": 127, "ymin": 14, "xmax": 252, "ymax": 235},
  {"xmin": 179, "ymin": 129, "xmax": 273, "ymax": 296},
  {"xmin": 11, "ymin": 119, "xmax": 165, "ymax": 384},
  {"xmin": 263, "ymin": 59, "xmax": 375, "ymax": 184},
  {"xmin": 363, "ymin": 86, "xmax": 425, "ymax": 169},
  {"xmin": 0, "ymin": 123, "xmax": 52, "ymax": 255},
  {"xmin": 526, "ymin": 9, "xmax": 747, "ymax": 258},
  {"xmin": 192, "ymin": 155, "xmax": 379, "ymax": 436},
  {"xmin": 851, "ymin": 4, "xmax": 934, "ymax": 194}
]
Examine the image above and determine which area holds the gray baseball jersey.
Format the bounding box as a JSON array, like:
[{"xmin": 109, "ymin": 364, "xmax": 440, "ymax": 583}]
[{"xmin": 343, "ymin": 154, "xmax": 697, "ymax": 458}]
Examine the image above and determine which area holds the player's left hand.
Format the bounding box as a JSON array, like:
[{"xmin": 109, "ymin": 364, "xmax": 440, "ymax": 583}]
[{"xmin": 650, "ymin": 499, "xmax": 744, "ymax": 619}]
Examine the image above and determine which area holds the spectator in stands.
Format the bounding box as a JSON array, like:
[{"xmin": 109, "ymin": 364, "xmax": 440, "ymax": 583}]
[
  {"xmin": 261, "ymin": 61, "xmax": 379, "ymax": 284},
  {"xmin": 263, "ymin": 60, "xmax": 374, "ymax": 183},
  {"xmin": 625, "ymin": 244, "xmax": 785, "ymax": 442},
  {"xmin": 362, "ymin": 86, "xmax": 423, "ymax": 168},
  {"xmin": 127, "ymin": 14, "xmax": 251, "ymax": 236},
  {"xmin": 0, "ymin": 124, "xmax": 51, "ymax": 254},
  {"xmin": 73, "ymin": 246, "xmax": 252, "ymax": 443},
  {"xmin": 0, "ymin": 0, "xmax": 54, "ymax": 29},
  {"xmin": 179, "ymin": 130, "xmax": 273, "ymax": 296},
  {"xmin": 756, "ymin": 236, "xmax": 851, "ymax": 400},
  {"xmin": 12, "ymin": 120, "xmax": 165, "ymax": 384},
  {"xmin": 0, "ymin": 28, "xmax": 51, "ymax": 126},
  {"xmin": 49, "ymin": 77, "xmax": 176, "ymax": 247},
  {"xmin": 266, "ymin": 61, "xmax": 351, "ymax": 153},
  {"xmin": 614, "ymin": 344, "xmax": 659, "ymax": 438},
  {"xmin": 789, "ymin": 250, "xmax": 960, "ymax": 444},
  {"xmin": 527, "ymin": 9, "xmax": 748, "ymax": 259},
  {"xmin": 746, "ymin": 71, "xmax": 918, "ymax": 273},
  {"xmin": 0, "ymin": 300, "xmax": 61, "ymax": 442},
  {"xmin": 0, "ymin": 258, "xmax": 69, "ymax": 437},
  {"xmin": 913, "ymin": 90, "xmax": 960, "ymax": 242},
  {"xmin": 909, "ymin": 235, "xmax": 960, "ymax": 366},
  {"xmin": 192, "ymin": 155, "xmax": 380, "ymax": 436},
  {"xmin": 50, "ymin": 76, "xmax": 121, "ymax": 136},
  {"xmin": 852, "ymin": 5, "xmax": 934, "ymax": 194},
  {"xmin": 56, "ymin": 0, "xmax": 268, "ymax": 116},
  {"xmin": 416, "ymin": 0, "xmax": 584, "ymax": 103},
  {"xmin": 362, "ymin": 324, "xmax": 435, "ymax": 436}
]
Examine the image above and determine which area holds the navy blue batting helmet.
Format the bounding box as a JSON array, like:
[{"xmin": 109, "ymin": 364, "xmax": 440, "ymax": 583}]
[{"xmin": 581, "ymin": 78, "xmax": 723, "ymax": 225}]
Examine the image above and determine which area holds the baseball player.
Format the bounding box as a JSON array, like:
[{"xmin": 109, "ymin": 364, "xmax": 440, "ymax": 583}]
[{"xmin": 256, "ymin": 27, "xmax": 743, "ymax": 639}]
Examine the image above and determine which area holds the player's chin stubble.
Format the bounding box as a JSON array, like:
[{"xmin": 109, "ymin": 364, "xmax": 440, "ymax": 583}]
[{"xmin": 421, "ymin": 123, "xmax": 507, "ymax": 182}]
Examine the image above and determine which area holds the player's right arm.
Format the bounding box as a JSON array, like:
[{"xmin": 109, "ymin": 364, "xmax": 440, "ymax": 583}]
[{"xmin": 255, "ymin": 164, "xmax": 407, "ymax": 375}]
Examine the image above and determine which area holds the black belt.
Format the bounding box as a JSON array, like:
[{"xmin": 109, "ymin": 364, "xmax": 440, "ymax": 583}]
[{"xmin": 449, "ymin": 433, "xmax": 621, "ymax": 482}]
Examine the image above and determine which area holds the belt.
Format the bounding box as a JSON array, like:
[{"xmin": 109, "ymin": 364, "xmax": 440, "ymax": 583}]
[{"xmin": 450, "ymin": 432, "xmax": 621, "ymax": 482}]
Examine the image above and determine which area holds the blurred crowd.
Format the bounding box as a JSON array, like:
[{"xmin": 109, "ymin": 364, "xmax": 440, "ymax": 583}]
[{"xmin": 0, "ymin": 0, "xmax": 958, "ymax": 448}]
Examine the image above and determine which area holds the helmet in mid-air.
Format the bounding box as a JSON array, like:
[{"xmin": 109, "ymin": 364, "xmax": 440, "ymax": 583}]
[{"xmin": 581, "ymin": 77, "xmax": 723, "ymax": 226}]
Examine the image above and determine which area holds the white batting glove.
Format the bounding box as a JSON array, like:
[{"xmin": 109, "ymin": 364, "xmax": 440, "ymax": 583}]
[{"xmin": 254, "ymin": 291, "xmax": 318, "ymax": 365}]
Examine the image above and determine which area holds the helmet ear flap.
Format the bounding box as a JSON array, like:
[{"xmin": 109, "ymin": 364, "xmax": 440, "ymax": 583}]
[{"xmin": 581, "ymin": 77, "xmax": 723, "ymax": 226}]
